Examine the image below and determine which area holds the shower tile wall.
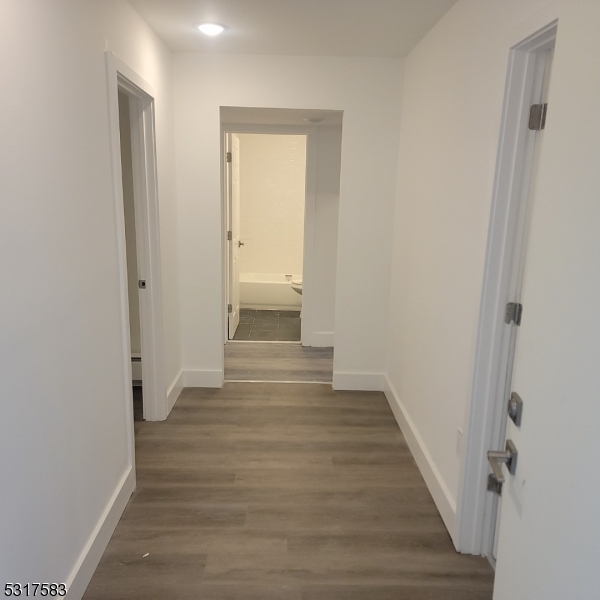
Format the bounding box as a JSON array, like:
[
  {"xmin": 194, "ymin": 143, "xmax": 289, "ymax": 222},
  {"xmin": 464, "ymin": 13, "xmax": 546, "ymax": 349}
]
[{"xmin": 238, "ymin": 134, "xmax": 307, "ymax": 275}]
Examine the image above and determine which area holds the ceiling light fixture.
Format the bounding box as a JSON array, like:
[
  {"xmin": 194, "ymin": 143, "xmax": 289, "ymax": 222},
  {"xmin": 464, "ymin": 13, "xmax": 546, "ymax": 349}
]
[
  {"xmin": 197, "ymin": 23, "xmax": 225, "ymax": 36},
  {"xmin": 305, "ymin": 118, "xmax": 325, "ymax": 124}
]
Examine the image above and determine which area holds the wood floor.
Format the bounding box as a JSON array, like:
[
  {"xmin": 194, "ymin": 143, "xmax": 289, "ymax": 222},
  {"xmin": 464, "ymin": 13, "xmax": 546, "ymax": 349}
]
[
  {"xmin": 83, "ymin": 383, "xmax": 494, "ymax": 600},
  {"xmin": 225, "ymin": 342, "xmax": 334, "ymax": 382}
]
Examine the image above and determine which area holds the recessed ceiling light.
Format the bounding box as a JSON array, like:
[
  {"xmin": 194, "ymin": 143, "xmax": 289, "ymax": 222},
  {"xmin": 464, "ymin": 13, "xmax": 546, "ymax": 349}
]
[{"xmin": 197, "ymin": 23, "xmax": 225, "ymax": 36}]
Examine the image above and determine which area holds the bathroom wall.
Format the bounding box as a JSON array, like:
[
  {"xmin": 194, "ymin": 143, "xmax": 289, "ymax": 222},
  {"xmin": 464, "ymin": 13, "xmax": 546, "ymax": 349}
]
[{"xmin": 238, "ymin": 134, "xmax": 307, "ymax": 277}]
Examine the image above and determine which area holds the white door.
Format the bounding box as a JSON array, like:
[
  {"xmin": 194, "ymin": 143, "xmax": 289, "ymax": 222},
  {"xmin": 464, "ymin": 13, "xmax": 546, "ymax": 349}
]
[
  {"xmin": 228, "ymin": 133, "xmax": 241, "ymax": 339},
  {"xmin": 493, "ymin": 30, "xmax": 600, "ymax": 598},
  {"xmin": 488, "ymin": 46, "xmax": 554, "ymax": 560}
]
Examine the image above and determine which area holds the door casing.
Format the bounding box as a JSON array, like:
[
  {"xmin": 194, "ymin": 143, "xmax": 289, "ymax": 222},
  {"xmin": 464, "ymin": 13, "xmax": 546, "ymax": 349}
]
[
  {"xmin": 456, "ymin": 21, "xmax": 558, "ymax": 556},
  {"xmin": 106, "ymin": 52, "xmax": 168, "ymax": 431},
  {"xmin": 221, "ymin": 123, "xmax": 317, "ymax": 347}
]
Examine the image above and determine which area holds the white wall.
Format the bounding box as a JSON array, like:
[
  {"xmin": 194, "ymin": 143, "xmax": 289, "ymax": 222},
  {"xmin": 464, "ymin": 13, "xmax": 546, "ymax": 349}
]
[
  {"xmin": 384, "ymin": 0, "xmax": 550, "ymax": 536},
  {"xmin": 238, "ymin": 134, "xmax": 306, "ymax": 277},
  {"xmin": 311, "ymin": 125, "xmax": 342, "ymax": 344},
  {"xmin": 0, "ymin": 1, "xmax": 180, "ymax": 596},
  {"xmin": 385, "ymin": 2, "xmax": 600, "ymax": 597},
  {"xmin": 174, "ymin": 54, "xmax": 404, "ymax": 387}
]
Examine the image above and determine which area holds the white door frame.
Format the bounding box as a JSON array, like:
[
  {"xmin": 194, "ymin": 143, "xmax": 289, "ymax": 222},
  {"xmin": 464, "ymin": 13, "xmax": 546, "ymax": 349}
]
[
  {"xmin": 456, "ymin": 21, "xmax": 558, "ymax": 555},
  {"xmin": 105, "ymin": 52, "xmax": 168, "ymax": 426},
  {"xmin": 220, "ymin": 123, "xmax": 318, "ymax": 346},
  {"xmin": 225, "ymin": 132, "xmax": 242, "ymax": 339}
]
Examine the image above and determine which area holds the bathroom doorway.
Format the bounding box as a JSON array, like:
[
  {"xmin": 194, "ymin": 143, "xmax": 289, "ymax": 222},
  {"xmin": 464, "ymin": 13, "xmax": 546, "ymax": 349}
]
[
  {"xmin": 226, "ymin": 132, "xmax": 306, "ymax": 342},
  {"xmin": 221, "ymin": 106, "xmax": 343, "ymax": 352}
]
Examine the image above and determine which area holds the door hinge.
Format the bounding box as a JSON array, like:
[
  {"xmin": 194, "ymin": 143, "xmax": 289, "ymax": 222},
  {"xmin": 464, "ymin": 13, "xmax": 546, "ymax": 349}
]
[
  {"xmin": 529, "ymin": 103, "xmax": 548, "ymax": 131},
  {"xmin": 505, "ymin": 302, "xmax": 523, "ymax": 326},
  {"xmin": 226, "ymin": 152, "xmax": 232, "ymax": 163},
  {"xmin": 227, "ymin": 230, "xmax": 232, "ymax": 241},
  {"xmin": 228, "ymin": 303, "xmax": 233, "ymax": 314},
  {"xmin": 508, "ymin": 392, "xmax": 524, "ymax": 427}
]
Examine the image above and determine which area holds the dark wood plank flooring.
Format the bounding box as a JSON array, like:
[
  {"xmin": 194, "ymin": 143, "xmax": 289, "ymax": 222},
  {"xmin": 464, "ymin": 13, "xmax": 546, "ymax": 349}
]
[
  {"xmin": 225, "ymin": 342, "xmax": 333, "ymax": 382},
  {"xmin": 83, "ymin": 383, "xmax": 494, "ymax": 600}
]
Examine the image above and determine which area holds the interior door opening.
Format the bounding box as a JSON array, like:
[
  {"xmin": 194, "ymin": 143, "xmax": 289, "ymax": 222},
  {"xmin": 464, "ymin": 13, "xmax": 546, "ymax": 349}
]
[
  {"xmin": 107, "ymin": 51, "xmax": 168, "ymax": 424},
  {"xmin": 226, "ymin": 132, "xmax": 307, "ymax": 343},
  {"xmin": 221, "ymin": 107, "xmax": 343, "ymax": 355},
  {"xmin": 118, "ymin": 89, "xmax": 144, "ymax": 424}
]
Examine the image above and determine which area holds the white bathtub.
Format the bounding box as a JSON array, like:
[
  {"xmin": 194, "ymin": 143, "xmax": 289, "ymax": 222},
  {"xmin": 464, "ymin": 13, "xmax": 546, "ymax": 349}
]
[{"xmin": 240, "ymin": 272, "xmax": 302, "ymax": 310}]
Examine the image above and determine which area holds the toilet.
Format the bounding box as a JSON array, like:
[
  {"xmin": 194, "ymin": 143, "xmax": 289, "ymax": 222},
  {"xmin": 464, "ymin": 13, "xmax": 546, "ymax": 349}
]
[{"xmin": 291, "ymin": 277, "xmax": 302, "ymax": 295}]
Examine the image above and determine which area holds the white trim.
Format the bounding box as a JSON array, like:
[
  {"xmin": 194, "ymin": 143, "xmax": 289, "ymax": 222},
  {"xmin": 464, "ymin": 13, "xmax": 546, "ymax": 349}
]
[
  {"xmin": 456, "ymin": 19, "xmax": 558, "ymax": 555},
  {"xmin": 308, "ymin": 331, "xmax": 334, "ymax": 347},
  {"xmin": 228, "ymin": 340, "xmax": 301, "ymax": 345},
  {"xmin": 240, "ymin": 303, "xmax": 302, "ymax": 311},
  {"xmin": 105, "ymin": 51, "xmax": 168, "ymax": 423},
  {"xmin": 224, "ymin": 380, "xmax": 332, "ymax": 385},
  {"xmin": 301, "ymin": 130, "xmax": 318, "ymax": 348},
  {"xmin": 64, "ymin": 468, "xmax": 135, "ymax": 599},
  {"xmin": 167, "ymin": 369, "xmax": 184, "ymax": 413},
  {"xmin": 383, "ymin": 376, "xmax": 457, "ymax": 541},
  {"xmin": 333, "ymin": 372, "xmax": 384, "ymax": 391},
  {"xmin": 183, "ymin": 369, "xmax": 225, "ymax": 388}
]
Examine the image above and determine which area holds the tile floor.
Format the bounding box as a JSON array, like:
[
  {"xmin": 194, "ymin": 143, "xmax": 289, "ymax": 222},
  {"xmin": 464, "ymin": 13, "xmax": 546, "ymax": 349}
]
[{"xmin": 233, "ymin": 309, "xmax": 301, "ymax": 342}]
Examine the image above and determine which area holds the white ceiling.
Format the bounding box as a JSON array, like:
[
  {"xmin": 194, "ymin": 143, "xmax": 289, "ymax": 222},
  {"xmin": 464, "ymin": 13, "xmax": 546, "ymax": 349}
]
[{"xmin": 129, "ymin": 0, "xmax": 459, "ymax": 57}]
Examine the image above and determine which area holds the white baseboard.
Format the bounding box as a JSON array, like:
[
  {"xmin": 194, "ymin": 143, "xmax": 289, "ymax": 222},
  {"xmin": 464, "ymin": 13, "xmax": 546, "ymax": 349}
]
[
  {"xmin": 183, "ymin": 369, "xmax": 224, "ymax": 389},
  {"xmin": 65, "ymin": 467, "xmax": 135, "ymax": 599},
  {"xmin": 240, "ymin": 304, "xmax": 302, "ymax": 311},
  {"xmin": 131, "ymin": 361, "xmax": 142, "ymax": 381},
  {"xmin": 333, "ymin": 372, "xmax": 384, "ymax": 391},
  {"xmin": 383, "ymin": 375, "xmax": 457, "ymax": 541},
  {"xmin": 306, "ymin": 331, "xmax": 334, "ymax": 347},
  {"xmin": 167, "ymin": 369, "xmax": 184, "ymax": 414}
]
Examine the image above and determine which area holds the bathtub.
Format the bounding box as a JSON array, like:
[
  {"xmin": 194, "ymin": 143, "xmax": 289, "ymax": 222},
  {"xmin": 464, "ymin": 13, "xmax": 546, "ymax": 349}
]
[{"xmin": 240, "ymin": 272, "xmax": 302, "ymax": 310}]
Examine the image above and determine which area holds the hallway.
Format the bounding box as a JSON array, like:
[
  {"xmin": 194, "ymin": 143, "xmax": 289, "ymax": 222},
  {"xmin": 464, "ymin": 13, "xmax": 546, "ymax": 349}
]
[
  {"xmin": 83, "ymin": 383, "xmax": 494, "ymax": 599},
  {"xmin": 225, "ymin": 342, "xmax": 333, "ymax": 383}
]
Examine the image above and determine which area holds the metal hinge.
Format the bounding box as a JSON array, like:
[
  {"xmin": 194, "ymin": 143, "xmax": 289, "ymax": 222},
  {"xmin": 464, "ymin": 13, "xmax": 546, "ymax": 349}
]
[
  {"xmin": 508, "ymin": 392, "xmax": 524, "ymax": 427},
  {"xmin": 529, "ymin": 103, "xmax": 548, "ymax": 131},
  {"xmin": 226, "ymin": 152, "xmax": 232, "ymax": 163},
  {"xmin": 228, "ymin": 304, "xmax": 233, "ymax": 314},
  {"xmin": 505, "ymin": 302, "xmax": 523, "ymax": 326},
  {"xmin": 227, "ymin": 230, "xmax": 232, "ymax": 241}
]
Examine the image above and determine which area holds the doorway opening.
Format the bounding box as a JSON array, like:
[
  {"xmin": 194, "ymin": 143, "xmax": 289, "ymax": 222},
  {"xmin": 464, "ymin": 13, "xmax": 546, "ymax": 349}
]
[
  {"xmin": 457, "ymin": 22, "xmax": 557, "ymax": 559},
  {"xmin": 227, "ymin": 132, "xmax": 306, "ymax": 343},
  {"xmin": 220, "ymin": 107, "xmax": 343, "ymax": 383},
  {"xmin": 106, "ymin": 52, "xmax": 168, "ymax": 428},
  {"xmin": 117, "ymin": 90, "xmax": 144, "ymax": 423}
]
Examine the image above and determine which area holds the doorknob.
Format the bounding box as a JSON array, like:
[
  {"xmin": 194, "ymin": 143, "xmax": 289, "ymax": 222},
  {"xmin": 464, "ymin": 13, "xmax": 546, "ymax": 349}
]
[
  {"xmin": 238, "ymin": 241, "xmax": 245, "ymax": 248},
  {"xmin": 487, "ymin": 440, "xmax": 518, "ymax": 495}
]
